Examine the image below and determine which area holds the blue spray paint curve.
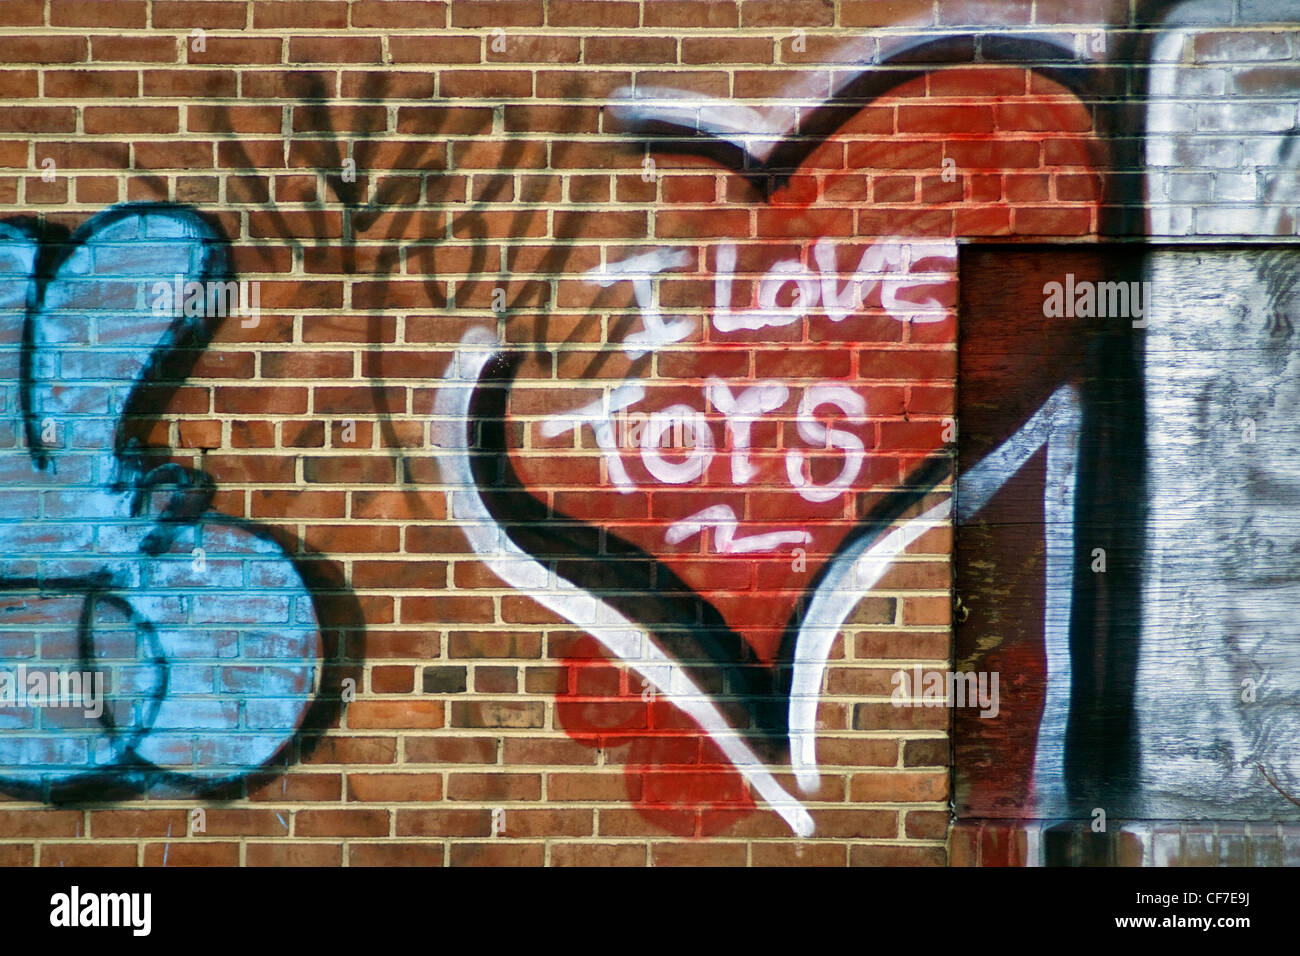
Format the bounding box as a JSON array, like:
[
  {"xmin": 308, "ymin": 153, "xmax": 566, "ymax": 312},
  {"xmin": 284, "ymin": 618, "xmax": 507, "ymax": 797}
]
[{"xmin": 0, "ymin": 203, "xmax": 337, "ymax": 802}]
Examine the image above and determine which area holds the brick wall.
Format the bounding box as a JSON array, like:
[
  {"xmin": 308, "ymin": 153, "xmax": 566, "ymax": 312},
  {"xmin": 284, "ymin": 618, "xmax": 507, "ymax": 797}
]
[{"xmin": 0, "ymin": 0, "xmax": 1295, "ymax": 867}]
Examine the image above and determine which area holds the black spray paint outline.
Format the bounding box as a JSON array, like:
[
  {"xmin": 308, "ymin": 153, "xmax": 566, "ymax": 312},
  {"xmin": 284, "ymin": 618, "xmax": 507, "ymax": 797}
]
[
  {"xmin": 465, "ymin": 33, "xmax": 1138, "ymax": 829},
  {"xmin": 0, "ymin": 204, "xmax": 364, "ymax": 804}
]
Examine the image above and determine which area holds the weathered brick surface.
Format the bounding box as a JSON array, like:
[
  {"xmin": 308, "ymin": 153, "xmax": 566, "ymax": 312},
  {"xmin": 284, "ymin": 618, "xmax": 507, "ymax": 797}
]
[{"xmin": 0, "ymin": 0, "xmax": 1293, "ymax": 867}]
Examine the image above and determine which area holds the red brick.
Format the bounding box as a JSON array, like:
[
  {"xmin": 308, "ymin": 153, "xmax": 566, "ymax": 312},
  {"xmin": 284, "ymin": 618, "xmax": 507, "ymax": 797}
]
[
  {"xmin": 898, "ymin": 104, "xmax": 995, "ymax": 134},
  {"xmin": 586, "ymin": 36, "xmax": 677, "ymax": 64},
  {"xmin": 0, "ymin": 36, "xmax": 86, "ymax": 63},
  {"xmin": 396, "ymin": 809, "xmax": 492, "ymax": 837},
  {"xmin": 0, "ymin": 0, "xmax": 44, "ymax": 26},
  {"xmin": 440, "ymin": 70, "xmax": 532, "ymax": 97},
  {"xmin": 92, "ymin": 36, "xmax": 176, "ymax": 63},
  {"xmin": 996, "ymin": 100, "xmax": 1093, "ymax": 133},
  {"xmin": 1013, "ymin": 205, "xmax": 1094, "ymax": 236},
  {"xmin": 741, "ymin": 0, "xmax": 833, "ymax": 26},
  {"xmin": 652, "ymin": 842, "xmax": 746, "ymax": 866},
  {"xmin": 644, "ymin": 1, "xmax": 739, "ymax": 28},
  {"xmin": 446, "ymin": 772, "xmax": 542, "ymax": 801},
  {"xmin": 352, "ymin": 1, "xmax": 448, "ymax": 27},
  {"xmin": 191, "ymin": 104, "xmax": 282, "ymax": 133},
  {"xmin": 548, "ymin": 1, "xmax": 638, "ymax": 25},
  {"xmin": 214, "ymin": 386, "xmax": 307, "ymax": 414},
  {"xmin": 254, "ymin": 1, "xmax": 348, "ymax": 28},
  {"xmin": 939, "ymin": 0, "xmax": 1031, "ymax": 25},
  {"xmin": 295, "ymin": 809, "xmax": 390, "ymax": 837},
  {"xmin": 347, "ymin": 700, "xmax": 445, "ymax": 729},
  {"xmin": 247, "ymin": 843, "xmax": 343, "ymax": 866},
  {"xmin": 850, "ymin": 844, "xmax": 946, "ymax": 866},
  {"xmin": 0, "ymin": 845, "xmax": 33, "ymax": 865},
  {"xmin": 902, "ymin": 595, "xmax": 951, "ymax": 625},
  {"xmin": 248, "ymin": 773, "xmax": 342, "ymax": 802},
  {"xmin": 551, "ymin": 842, "xmax": 648, "ymax": 865},
  {"xmin": 143, "ymin": 842, "xmax": 240, "ymax": 866},
  {"xmin": 681, "ymin": 36, "xmax": 773, "ymax": 64},
  {"xmin": 91, "ymin": 810, "xmax": 187, "ymax": 838},
  {"xmin": 346, "ymin": 773, "xmax": 444, "ymax": 802},
  {"xmin": 450, "ymin": 700, "xmax": 545, "ymax": 729},
  {"xmin": 488, "ymin": 34, "xmax": 582, "ymax": 64},
  {"xmin": 0, "ymin": 810, "xmax": 81, "ymax": 837},
  {"xmin": 154, "ymin": 1, "xmax": 248, "ymax": 28},
  {"xmin": 849, "ymin": 772, "xmax": 949, "ymax": 802},
  {"xmin": 928, "ymin": 67, "xmax": 1027, "ymax": 97},
  {"xmin": 84, "ymin": 107, "xmax": 177, "ymax": 134},
  {"xmin": 752, "ymin": 842, "xmax": 848, "ymax": 865},
  {"xmin": 290, "ymin": 35, "xmax": 386, "ymax": 63},
  {"xmin": 388, "ymin": 35, "xmax": 481, "ymax": 64},
  {"xmin": 906, "ymin": 809, "xmax": 951, "ymax": 840},
  {"xmin": 134, "ymin": 140, "xmax": 213, "ymax": 168},
  {"xmin": 366, "ymin": 665, "xmax": 410, "ymax": 697},
  {"xmin": 197, "ymin": 810, "xmax": 290, "ymax": 837},
  {"xmin": 450, "ymin": 842, "xmax": 545, "ymax": 866},
  {"xmin": 350, "ymin": 843, "xmax": 446, "ymax": 866},
  {"xmin": 24, "ymin": 177, "xmax": 66, "ymax": 204},
  {"xmin": 51, "ymin": 0, "xmax": 146, "ymax": 27},
  {"xmin": 40, "ymin": 844, "xmax": 137, "ymax": 866},
  {"xmin": 548, "ymin": 773, "xmax": 639, "ymax": 802},
  {"xmin": 76, "ymin": 176, "xmax": 120, "ymax": 203},
  {"xmin": 300, "ymin": 736, "xmax": 398, "ymax": 765},
  {"xmin": 241, "ymin": 70, "xmax": 338, "ymax": 98},
  {"xmin": 405, "ymin": 735, "xmax": 499, "ymax": 765},
  {"xmin": 451, "ymin": 1, "xmax": 543, "ymax": 27},
  {"xmin": 188, "ymin": 36, "xmax": 282, "ymax": 65},
  {"xmin": 46, "ymin": 70, "xmax": 136, "ymax": 97}
]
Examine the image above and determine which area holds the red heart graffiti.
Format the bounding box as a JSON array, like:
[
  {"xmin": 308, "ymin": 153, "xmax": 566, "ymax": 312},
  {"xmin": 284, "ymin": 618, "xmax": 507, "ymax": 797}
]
[{"xmin": 482, "ymin": 66, "xmax": 1102, "ymax": 835}]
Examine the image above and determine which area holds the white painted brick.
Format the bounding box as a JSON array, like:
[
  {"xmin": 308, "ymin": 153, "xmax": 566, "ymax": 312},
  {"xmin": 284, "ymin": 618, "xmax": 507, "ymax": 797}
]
[
  {"xmin": 1169, "ymin": 67, "xmax": 1227, "ymax": 97},
  {"xmin": 1160, "ymin": 136, "xmax": 1241, "ymax": 169},
  {"xmin": 1193, "ymin": 30, "xmax": 1293, "ymax": 63},
  {"xmin": 1148, "ymin": 204, "xmax": 1194, "ymax": 237},
  {"xmin": 1146, "ymin": 102, "xmax": 1197, "ymax": 133},
  {"xmin": 1242, "ymin": 133, "xmax": 1297, "ymax": 165},
  {"xmin": 1195, "ymin": 205, "xmax": 1274, "ymax": 235},
  {"xmin": 1213, "ymin": 170, "xmax": 1259, "ymax": 201},
  {"xmin": 1196, "ymin": 101, "xmax": 1295, "ymax": 132},
  {"xmin": 1270, "ymin": 170, "xmax": 1300, "ymax": 202},
  {"xmin": 1165, "ymin": 171, "xmax": 1213, "ymax": 201}
]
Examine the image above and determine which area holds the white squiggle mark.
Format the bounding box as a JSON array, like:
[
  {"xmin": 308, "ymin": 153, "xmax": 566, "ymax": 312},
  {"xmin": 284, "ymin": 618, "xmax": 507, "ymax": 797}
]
[
  {"xmin": 667, "ymin": 504, "xmax": 811, "ymax": 554},
  {"xmin": 436, "ymin": 329, "xmax": 814, "ymax": 837},
  {"xmin": 956, "ymin": 384, "xmax": 1081, "ymax": 814},
  {"xmin": 789, "ymin": 498, "xmax": 952, "ymax": 792}
]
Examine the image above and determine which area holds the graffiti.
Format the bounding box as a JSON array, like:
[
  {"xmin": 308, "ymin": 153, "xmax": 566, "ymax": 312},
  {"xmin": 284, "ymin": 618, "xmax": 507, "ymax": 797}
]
[
  {"xmin": 0, "ymin": 205, "xmax": 335, "ymax": 801},
  {"xmin": 0, "ymin": 73, "xmax": 594, "ymax": 804},
  {"xmin": 469, "ymin": 40, "xmax": 1104, "ymax": 833},
  {"xmin": 439, "ymin": 327, "xmax": 814, "ymax": 836},
  {"xmin": 2, "ymin": 1, "xmax": 1294, "ymax": 850},
  {"xmin": 956, "ymin": 384, "xmax": 1081, "ymax": 813},
  {"xmin": 468, "ymin": 6, "xmax": 1297, "ymax": 837},
  {"xmin": 0, "ymin": 75, "xmax": 595, "ymax": 805},
  {"xmin": 955, "ymin": 1, "xmax": 1300, "ymax": 833}
]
